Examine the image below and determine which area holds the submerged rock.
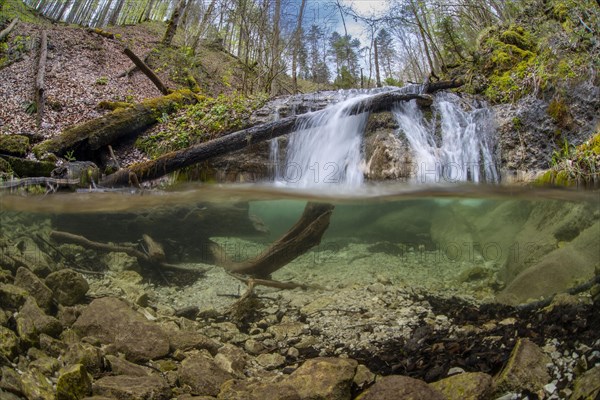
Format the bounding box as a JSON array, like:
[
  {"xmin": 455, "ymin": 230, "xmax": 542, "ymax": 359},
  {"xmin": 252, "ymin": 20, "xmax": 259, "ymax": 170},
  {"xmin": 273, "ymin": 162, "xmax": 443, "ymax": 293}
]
[
  {"xmin": 286, "ymin": 357, "xmax": 358, "ymax": 400},
  {"xmin": 93, "ymin": 375, "xmax": 171, "ymax": 400},
  {"xmin": 178, "ymin": 351, "xmax": 234, "ymax": 396},
  {"xmin": 494, "ymin": 338, "xmax": 551, "ymax": 394},
  {"xmin": 72, "ymin": 297, "xmax": 169, "ymax": 362},
  {"xmin": 0, "ymin": 283, "xmax": 28, "ymax": 310},
  {"xmin": 0, "ymin": 326, "xmax": 19, "ymax": 360},
  {"xmin": 56, "ymin": 363, "xmax": 92, "ymax": 400},
  {"xmin": 14, "ymin": 267, "xmax": 55, "ymax": 313},
  {"xmin": 571, "ymin": 365, "xmax": 600, "ymax": 400},
  {"xmin": 16, "ymin": 297, "xmax": 63, "ymax": 345},
  {"xmin": 20, "ymin": 367, "xmax": 55, "ymax": 400},
  {"xmin": 356, "ymin": 375, "xmax": 445, "ymax": 400},
  {"xmin": 430, "ymin": 372, "xmax": 494, "ymax": 400},
  {"xmin": 45, "ymin": 269, "xmax": 89, "ymax": 306}
]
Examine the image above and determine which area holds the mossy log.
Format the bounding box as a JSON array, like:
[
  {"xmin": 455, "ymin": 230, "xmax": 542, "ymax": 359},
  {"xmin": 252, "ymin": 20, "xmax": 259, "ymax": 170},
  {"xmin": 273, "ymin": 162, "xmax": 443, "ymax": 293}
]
[
  {"xmin": 100, "ymin": 90, "xmax": 435, "ymax": 186},
  {"xmin": 33, "ymin": 89, "xmax": 197, "ymax": 159},
  {"xmin": 86, "ymin": 28, "xmax": 118, "ymax": 40},
  {"xmin": 0, "ymin": 18, "xmax": 18, "ymax": 42}
]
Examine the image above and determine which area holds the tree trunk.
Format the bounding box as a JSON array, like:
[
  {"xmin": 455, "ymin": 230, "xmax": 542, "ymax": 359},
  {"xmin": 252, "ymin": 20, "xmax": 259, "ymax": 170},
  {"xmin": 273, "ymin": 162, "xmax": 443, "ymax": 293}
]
[
  {"xmin": 374, "ymin": 38, "xmax": 381, "ymax": 88},
  {"xmin": 108, "ymin": 0, "xmax": 125, "ymax": 25},
  {"xmin": 162, "ymin": 0, "xmax": 187, "ymax": 47},
  {"xmin": 123, "ymin": 47, "xmax": 169, "ymax": 95},
  {"xmin": 35, "ymin": 30, "xmax": 48, "ymax": 128},
  {"xmin": 268, "ymin": 0, "xmax": 282, "ymax": 95},
  {"xmin": 0, "ymin": 18, "xmax": 18, "ymax": 42},
  {"xmin": 33, "ymin": 90, "xmax": 198, "ymax": 158},
  {"xmin": 190, "ymin": 0, "xmax": 216, "ymax": 53},
  {"xmin": 100, "ymin": 88, "xmax": 456, "ymax": 186},
  {"xmin": 291, "ymin": 0, "xmax": 307, "ymax": 94}
]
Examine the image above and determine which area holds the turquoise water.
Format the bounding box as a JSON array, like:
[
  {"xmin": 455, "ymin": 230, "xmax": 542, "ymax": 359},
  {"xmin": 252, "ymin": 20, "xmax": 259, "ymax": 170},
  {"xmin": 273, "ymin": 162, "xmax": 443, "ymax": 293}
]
[{"xmin": 1, "ymin": 183, "xmax": 598, "ymax": 305}]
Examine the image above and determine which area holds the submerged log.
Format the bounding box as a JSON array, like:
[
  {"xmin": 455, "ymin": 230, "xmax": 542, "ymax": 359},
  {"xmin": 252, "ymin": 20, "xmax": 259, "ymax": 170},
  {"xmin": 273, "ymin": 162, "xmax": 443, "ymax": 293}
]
[
  {"xmin": 35, "ymin": 30, "xmax": 48, "ymax": 127},
  {"xmin": 33, "ymin": 89, "xmax": 197, "ymax": 158},
  {"xmin": 221, "ymin": 202, "xmax": 335, "ymax": 277},
  {"xmin": 123, "ymin": 47, "xmax": 170, "ymax": 95},
  {"xmin": 0, "ymin": 18, "xmax": 18, "ymax": 42},
  {"xmin": 100, "ymin": 90, "xmax": 436, "ymax": 186}
]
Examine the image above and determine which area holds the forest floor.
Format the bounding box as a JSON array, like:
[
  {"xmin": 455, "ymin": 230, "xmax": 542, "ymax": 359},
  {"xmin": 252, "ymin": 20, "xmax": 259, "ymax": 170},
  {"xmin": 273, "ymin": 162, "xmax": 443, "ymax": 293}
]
[{"xmin": 0, "ymin": 19, "xmax": 174, "ymax": 142}]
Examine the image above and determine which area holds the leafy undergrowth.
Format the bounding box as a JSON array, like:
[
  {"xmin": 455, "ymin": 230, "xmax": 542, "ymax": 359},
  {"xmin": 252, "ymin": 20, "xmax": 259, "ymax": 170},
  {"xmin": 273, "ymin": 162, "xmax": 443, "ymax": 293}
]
[
  {"xmin": 456, "ymin": 0, "xmax": 599, "ymax": 104},
  {"xmin": 536, "ymin": 128, "xmax": 600, "ymax": 188},
  {"xmin": 135, "ymin": 93, "xmax": 267, "ymax": 158}
]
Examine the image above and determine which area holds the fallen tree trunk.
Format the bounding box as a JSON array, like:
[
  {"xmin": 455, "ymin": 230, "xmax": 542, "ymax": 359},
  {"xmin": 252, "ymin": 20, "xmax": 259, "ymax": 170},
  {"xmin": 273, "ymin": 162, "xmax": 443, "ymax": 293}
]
[
  {"xmin": 86, "ymin": 27, "xmax": 118, "ymax": 40},
  {"xmin": 100, "ymin": 90, "xmax": 435, "ymax": 186},
  {"xmin": 0, "ymin": 18, "xmax": 18, "ymax": 42},
  {"xmin": 118, "ymin": 50, "xmax": 151, "ymax": 78},
  {"xmin": 35, "ymin": 30, "xmax": 48, "ymax": 127},
  {"xmin": 220, "ymin": 202, "xmax": 335, "ymax": 277},
  {"xmin": 123, "ymin": 47, "xmax": 170, "ymax": 95},
  {"xmin": 33, "ymin": 89, "xmax": 197, "ymax": 158}
]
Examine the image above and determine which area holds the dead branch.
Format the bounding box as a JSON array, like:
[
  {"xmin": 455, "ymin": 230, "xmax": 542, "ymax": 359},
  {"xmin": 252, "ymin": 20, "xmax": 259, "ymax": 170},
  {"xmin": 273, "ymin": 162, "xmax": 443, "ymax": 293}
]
[
  {"xmin": 49, "ymin": 230, "xmax": 205, "ymax": 275},
  {"xmin": 123, "ymin": 47, "xmax": 170, "ymax": 95},
  {"xmin": 0, "ymin": 18, "xmax": 18, "ymax": 42},
  {"xmin": 86, "ymin": 27, "xmax": 118, "ymax": 40},
  {"xmin": 117, "ymin": 51, "xmax": 152, "ymax": 78}
]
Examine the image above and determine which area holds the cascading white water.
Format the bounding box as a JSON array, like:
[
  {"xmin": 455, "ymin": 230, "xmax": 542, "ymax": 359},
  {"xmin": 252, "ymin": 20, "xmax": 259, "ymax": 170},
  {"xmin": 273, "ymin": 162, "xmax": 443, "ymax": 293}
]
[
  {"xmin": 271, "ymin": 86, "xmax": 498, "ymax": 187},
  {"xmin": 276, "ymin": 93, "xmax": 373, "ymax": 188},
  {"xmin": 393, "ymin": 92, "xmax": 498, "ymax": 184}
]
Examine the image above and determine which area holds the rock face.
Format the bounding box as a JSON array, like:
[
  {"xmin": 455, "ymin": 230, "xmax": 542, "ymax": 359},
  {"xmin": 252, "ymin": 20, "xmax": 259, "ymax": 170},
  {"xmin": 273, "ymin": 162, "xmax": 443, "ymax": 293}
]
[
  {"xmin": 72, "ymin": 297, "xmax": 170, "ymax": 362},
  {"xmin": 495, "ymin": 81, "xmax": 600, "ymax": 175},
  {"xmin": 430, "ymin": 372, "xmax": 494, "ymax": 400},
  {"xmin": 45, "ymin": 269, "xmax": 89, "ymax": 306},
  {"xmin": 494, "ymin": 338, "xmax": 551, "ymax": 394},
  {"xmin": 356, "ymin": 375, "xmax": 445, "ymax": 400}
]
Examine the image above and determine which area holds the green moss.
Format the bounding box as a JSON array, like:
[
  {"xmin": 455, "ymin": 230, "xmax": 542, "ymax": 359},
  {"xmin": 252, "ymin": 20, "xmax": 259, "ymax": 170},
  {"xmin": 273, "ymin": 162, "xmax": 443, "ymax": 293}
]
[
  {"xmin": 547, "ymin": 97, "xmax": 572, "ymax": 128},
  {"xmin": 33, "ymin": 89, "xmax": 197, "ymax": 157},
  {"xmin": 535, "ymin": 130, "xmax": 600, "ymax": 188},
  {"xmin": 1, "ymin": 155, "xmax": 55, "ymax": 177},
  {"xmin": 0, "ymin": 134, "xmax": 29, "ymax": 156},
  {"xmin": 500, "ymin": 26, "xmax": 534, "ymax": 50},
  {"xmin": 56, "ymin": 364, "xmax": 92, "ymax": 400}
]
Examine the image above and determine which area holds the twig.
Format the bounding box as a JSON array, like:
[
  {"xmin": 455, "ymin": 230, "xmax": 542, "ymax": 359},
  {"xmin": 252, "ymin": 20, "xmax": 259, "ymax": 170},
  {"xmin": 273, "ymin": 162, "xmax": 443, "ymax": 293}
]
[{"xmin": 108, "ymin": 145, "xmax": 121, "ymax": 170}]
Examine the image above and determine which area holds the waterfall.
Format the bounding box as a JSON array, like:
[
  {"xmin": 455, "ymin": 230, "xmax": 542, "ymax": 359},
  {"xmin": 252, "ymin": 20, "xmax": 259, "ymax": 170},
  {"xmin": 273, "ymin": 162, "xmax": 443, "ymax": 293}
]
[
  {"xmin": 272, "ymin": 87, "xmax": 498, "ymax": 187},
  {"xmin": 277, "ymin": 92, "xmax": 373, "ymax": 188},
  {"xmin": 393, "ymin": 92, "xmax": 498, "ymax": 184}
]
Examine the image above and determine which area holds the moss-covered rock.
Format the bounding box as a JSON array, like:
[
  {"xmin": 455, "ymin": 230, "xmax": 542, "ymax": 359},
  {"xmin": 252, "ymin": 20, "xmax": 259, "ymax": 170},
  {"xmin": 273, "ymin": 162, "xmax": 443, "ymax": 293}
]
[
  {"xmin": 0, "ymin": 326, "xmax": 19, "ymax": 360},
  {"xmin": 16, "ymin": 297, "xmax": 63, "ymax": 346},
  {"xmin": 430, "ymin": 372, "xmax": 494, "ymax": 400},
  {"xmin": 56, "ymin": 364, "xmax": 92, "ymax": 400},
  {"xmin": 0, "ymin": 134, "xmax": 29, "ymax": 156},
  {"xmin": 20, "ymin": 367, "xmax": 55, "ymax": 400},
  {"xmin": 14, "ymin": 267, "xmax": 54, "ymax": 313},
  {"xmin": 45, "ymin": 268, "xmax": 89, "ymax": 306},
  {"xmin": 494, "ymin": 338, "xmax": 551, "ymax": 394},
  {"xmin": 0, "ymin": 283, "xmax": 28, "ymax": 310}
]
